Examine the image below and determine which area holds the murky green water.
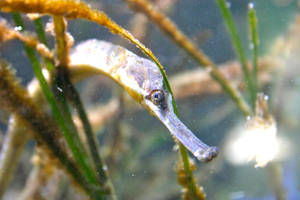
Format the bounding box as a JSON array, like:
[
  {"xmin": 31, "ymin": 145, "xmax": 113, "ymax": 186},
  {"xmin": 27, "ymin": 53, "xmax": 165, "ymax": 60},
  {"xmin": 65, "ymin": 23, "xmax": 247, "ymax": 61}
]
[{"xmin": 0, "ymin": 0, "xmax": 299, "ymax": 199}]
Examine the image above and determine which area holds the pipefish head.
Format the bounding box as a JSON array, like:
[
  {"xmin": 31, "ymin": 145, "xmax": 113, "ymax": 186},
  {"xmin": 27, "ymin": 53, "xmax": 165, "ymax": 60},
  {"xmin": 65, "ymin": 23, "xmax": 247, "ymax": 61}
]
[
  {"xmin": 143, "ymin": 89, "xmax": 218, "ymax": 162},
  {"xmin": 133, "ymin": 59, "xmax": 218, "ymax": 162},
  {"xmin": 70, "ymin": 39, "xmax": 218, "ymax": 162}
]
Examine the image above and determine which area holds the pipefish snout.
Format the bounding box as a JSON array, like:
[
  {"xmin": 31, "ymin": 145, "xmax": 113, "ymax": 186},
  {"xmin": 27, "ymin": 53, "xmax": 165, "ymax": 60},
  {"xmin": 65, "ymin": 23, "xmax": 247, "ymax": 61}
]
[{"xmin": 70, "ymin": 39, "xmax": 218, "ymax": 162}]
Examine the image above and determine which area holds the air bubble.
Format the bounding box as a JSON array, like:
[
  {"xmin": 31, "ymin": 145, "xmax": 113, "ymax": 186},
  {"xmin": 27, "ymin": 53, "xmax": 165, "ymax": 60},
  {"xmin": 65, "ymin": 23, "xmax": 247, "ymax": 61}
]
[
  {"xmin": 103, "ymin": 165, "xmax": 108, "ymax": 171},
  {"xmin": 57, "ymin": 87, "xmax": 63, "ymax": 92},
  {"xmin": 14, "ymin": 26, "xmax": 23, "ymax": 31},
  {"xmin": 173, "ymin": 144, "xmax": 179, "ymax": 151},
  {"xmin": 248, "ymin": 2, "xmax": 254, "ymax": 9},
  {"xmin": 264, "ymin": 95, "xmax": 269, "ymax": 101},
  {"xmin": 226, "ymin": 2, "xmax": 231, "ymax": 8},
  {"xmin": 249, "ymin": 43, "xmax": 254, "ymax": 50}
]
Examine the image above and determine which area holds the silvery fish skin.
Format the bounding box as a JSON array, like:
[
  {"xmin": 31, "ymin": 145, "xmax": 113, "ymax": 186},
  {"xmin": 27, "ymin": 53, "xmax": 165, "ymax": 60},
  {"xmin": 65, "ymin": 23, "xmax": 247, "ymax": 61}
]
[{"xmin": 70, "ymin": 39, "xmax": 218, "ymax": 162}]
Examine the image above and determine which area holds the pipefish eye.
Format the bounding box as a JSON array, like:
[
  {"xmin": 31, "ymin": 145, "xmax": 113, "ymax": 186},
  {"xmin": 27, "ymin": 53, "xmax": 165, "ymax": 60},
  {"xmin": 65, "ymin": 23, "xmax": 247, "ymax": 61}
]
[{"xmin": 150, "ymin": 90, "xmax": 165, "ymax": 105}]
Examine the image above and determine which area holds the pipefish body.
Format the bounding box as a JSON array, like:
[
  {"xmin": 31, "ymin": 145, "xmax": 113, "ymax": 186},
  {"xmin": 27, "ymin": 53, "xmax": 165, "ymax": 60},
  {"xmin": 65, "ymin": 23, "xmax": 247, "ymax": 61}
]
[{"xmin": 70, "ymin": 39, "xmax": 218, "ymax": 162}]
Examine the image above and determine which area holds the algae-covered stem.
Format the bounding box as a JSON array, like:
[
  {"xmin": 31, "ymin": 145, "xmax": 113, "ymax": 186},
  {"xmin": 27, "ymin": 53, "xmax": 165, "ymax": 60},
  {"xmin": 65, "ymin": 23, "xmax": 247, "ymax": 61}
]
[
  {"xmin": 217, "ymin": 0, "xmax": 256, "ymax": 110},
  {"xmin": 70, "ymin": 39, "xmax": 218, "ymax": 162},
  {"xmin": 248, "ymin": 3, "xmax": 259, "ymax": 110}
]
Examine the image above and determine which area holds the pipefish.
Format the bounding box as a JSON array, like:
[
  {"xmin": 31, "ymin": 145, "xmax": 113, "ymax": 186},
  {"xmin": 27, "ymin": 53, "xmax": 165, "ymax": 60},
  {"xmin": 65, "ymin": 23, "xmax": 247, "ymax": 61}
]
[{"xmin": 70, "ymin": 39, "xmax": 218, "ymax": 162}]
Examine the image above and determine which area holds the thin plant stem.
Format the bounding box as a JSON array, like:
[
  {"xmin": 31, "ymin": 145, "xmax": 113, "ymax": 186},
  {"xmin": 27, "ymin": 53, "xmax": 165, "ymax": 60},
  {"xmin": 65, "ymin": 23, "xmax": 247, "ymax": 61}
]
[
  {"xmin": 179, "ymin": 145, "xmax": 200, "ymax": 199},
  {"xmin": 51, "ymin": 16, "xmax": 100, "ymax": 186},
  {"xmin": 12, "ymin": 13, "xmax": 99, "ymax": 187},
  {"xmin": 52, "ymin": 16, "xmax": 105, "ymax": 181},
  {"xmin": 0, "ymin": 119, "xmax": 29, "ymax": 199},
  {"xmin": 52, "ymin": 16, "xmax": 114, "ymax": 197},
  {"xmin": 248, "ymin": 4, "xmax": 259, "ymax": 110},
  {"xmin": 170, "ymin": 93, "xmax": 201, "ymax": 199},
  {"xmin": 52, "ymin": 16, "xmax": 69, "ymax": 66},
  {"xmin": 216, "ymin": 0, "xmax": 256, "ymax": 110},
  {"xmin": 266, "ymin": 162, "xmax": 286, "ymax": 200},
  {"xmin": 36, "ymin": 17, "xmax": 96, "ymax": 181},
  {"xmin": 33, "ymin": 18, "xmax": 55, "ymax": 71},
  {"xmin": 63, "ymin": 76, "xmax": 107, "ymax": 184},
  {"xmin": 33, "ymin": 18, "xmax": 48, "ymax": 45},
  {"xmin": 64, "ymin": 75, "xmax": 113, "ymax": 189}
]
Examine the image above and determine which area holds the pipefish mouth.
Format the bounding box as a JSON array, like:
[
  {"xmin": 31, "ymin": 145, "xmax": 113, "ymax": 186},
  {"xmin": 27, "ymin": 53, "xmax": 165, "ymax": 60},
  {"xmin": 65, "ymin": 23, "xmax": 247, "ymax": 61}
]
[{"xmin": 70, "ymin": 39, "xmax": 218, "ymax": 162}]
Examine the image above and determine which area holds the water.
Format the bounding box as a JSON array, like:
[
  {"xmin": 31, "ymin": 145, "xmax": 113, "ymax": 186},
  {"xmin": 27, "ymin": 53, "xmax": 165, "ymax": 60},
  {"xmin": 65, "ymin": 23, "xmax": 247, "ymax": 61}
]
[{"xmin": 0, "ymin": 0, "xmax": 299, "ymax": 199}]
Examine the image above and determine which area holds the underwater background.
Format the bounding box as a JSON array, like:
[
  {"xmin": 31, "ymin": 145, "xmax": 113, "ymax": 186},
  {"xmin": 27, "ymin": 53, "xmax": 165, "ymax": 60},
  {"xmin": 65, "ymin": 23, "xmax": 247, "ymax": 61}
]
[{"xmin": 0, "ymin": 0, "xmax": 299, "ymax": 199}]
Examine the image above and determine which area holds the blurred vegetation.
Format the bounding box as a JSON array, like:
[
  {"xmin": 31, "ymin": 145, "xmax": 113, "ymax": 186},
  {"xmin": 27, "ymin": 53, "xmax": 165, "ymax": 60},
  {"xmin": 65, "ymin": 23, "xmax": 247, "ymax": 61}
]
[{"xmin": 0, "ymin": 0, "xmax": 299, "ymax": 200}]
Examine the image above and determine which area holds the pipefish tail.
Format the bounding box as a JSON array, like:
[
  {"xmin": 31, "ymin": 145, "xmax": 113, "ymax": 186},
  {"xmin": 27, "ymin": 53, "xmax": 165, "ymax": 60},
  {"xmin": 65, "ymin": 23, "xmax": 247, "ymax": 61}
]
[{"xmin": 70, "ymin": 39, "xmax": 218, "ymax": 162}]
